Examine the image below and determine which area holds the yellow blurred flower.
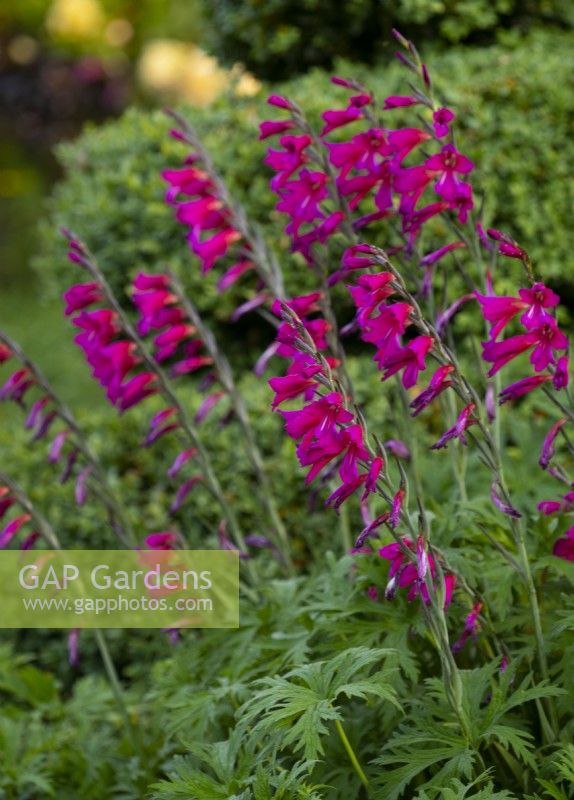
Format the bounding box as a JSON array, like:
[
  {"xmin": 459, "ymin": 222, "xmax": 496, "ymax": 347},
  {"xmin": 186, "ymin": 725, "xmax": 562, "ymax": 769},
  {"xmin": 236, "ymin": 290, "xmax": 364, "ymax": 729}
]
[
  {"xmin": 138, "ymin": 40, "xmax": 258, "ymax": 107},
  {"xmin": 234, "ymin": 71, "xmax": 261, "ymax": 98},
  {"xmin": 46, "ymin": 0, "xmax": 105, "ymax": 41}
]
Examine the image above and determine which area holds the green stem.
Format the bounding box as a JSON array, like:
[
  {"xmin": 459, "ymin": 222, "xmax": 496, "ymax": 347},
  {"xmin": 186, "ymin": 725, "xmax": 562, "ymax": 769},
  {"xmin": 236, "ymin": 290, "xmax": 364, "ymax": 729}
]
[
  {"xmin": 93, "ymin": 629, "xmax": 142, "ymax": 754},
  {"xmin": 334, "ymin": 718, "xmax": 370, "ymax": 793},
  {"xmin": 169, "ymin": 273, "xmax": 294, "ymax": 572}
]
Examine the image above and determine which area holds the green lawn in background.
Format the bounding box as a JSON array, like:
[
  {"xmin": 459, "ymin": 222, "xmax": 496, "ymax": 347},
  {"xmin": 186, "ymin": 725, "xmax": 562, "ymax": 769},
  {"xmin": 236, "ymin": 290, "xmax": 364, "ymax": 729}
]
[{"xmin": 0, "ymin": 287, "xmax": 103, "ymax": 408}]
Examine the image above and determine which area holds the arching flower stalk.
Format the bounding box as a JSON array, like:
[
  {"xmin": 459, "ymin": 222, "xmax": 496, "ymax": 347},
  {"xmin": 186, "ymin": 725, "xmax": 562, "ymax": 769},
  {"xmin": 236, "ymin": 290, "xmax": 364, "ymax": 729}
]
[
  {"xmin": 63, "ymin": 231, "xmax": 254, "ymax": 569},
  {"xmin": 0, "ymin": 330, "xmax": 135, "ymax": 546},
  {"xmin": 152, "ymin": 270, "xmax": 293, "ymax": 568},
  {"xmin": 343, "ymin": 241, "xmax": 562, "ymax": 735}
]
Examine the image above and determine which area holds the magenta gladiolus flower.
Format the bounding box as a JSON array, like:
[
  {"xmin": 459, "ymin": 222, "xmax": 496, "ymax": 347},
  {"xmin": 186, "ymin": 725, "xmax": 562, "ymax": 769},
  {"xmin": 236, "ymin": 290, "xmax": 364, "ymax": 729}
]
[
  {"xmin": 538, "ymin": 500, "xmax": 562, "ymax": 516},
  {"xmin": 176, "ymin": 196, "xmax": 225, "ymax": 228},
  {"xmin": 518, "ymin": 283, "xmax": 560, "ymax": 328},
  {"xmin": 481, "ymin": 332, "xmax": 540, "ymax": 376},
  {"xmin": 410, "ymin": 364, "xmax": 454, "ymax": 416},
  {"xmin": 553, "ymin": 526, "xmax": 574, "ymax": 561},
  {"xmin": 433, "ymin": 107, "xmax": 455, "ymax": 138},
  {"xmin": 420, "ymin": 241, "xmax": 465, "ymax": 267},
  {"xmin": 280, "ymin": 392, "xmax": 353, "ymax": 440},
  {"xmin": 499, "ymin": 374, "xmax": 552, "ymax": 404},
  {"xmin": 161, "ymin": 165, "xmax": 214, "ymax": 201},
  {"xmin": 387, "ymin": 127, "xmax": 431, "ymax": 162},
  {"xmin": 487, "ymin": 228, "xmax": 528, "ymax": 261},
  {"xmin": 0, "ymin": 368, "xmax": 34, "ymax": 403},
  {"xmin": 264, "ymin": 134, "xmax": 312, "ymax": 189},
  {"xmin": 320, "ymin": 93, "xmax": 371, "ymax": 136},
  {"xmin": 217, "ymin": 260, "xmax": 254, "ymax": 293},
  {"xmin": 267, "ymin": 94, "xmax": 294, "ymax": 110},
  {"xmin": 328, "ymin": 128, "xmax": 388, "ymax": 175},
  {"xmin": 491, "ymin": 481, "xmax": 521, "ymax": 519},
  {"xmin": 538, "ymin": 492, "xmax": 574, "ymax": 516},
  {"xmin": 529, "ymin": 320, "xmax": 569, "ymax": 371},
  {"xmin": 258, "ymin": 119, "xmax": 295, "ymax": 140},
  {"xmin": 475, "ymin": 293, "xmax": 528, "ymax": 339},
  {"xmin": 63, "ymin": 282, "xmax": 102, "ymax": 315},
  {"xmin": 379, "ymin": 536, "xmax": 449, "ymax": 604},
  {"xmin": 384, "ymin": 95, "xmax": 420, "ymax": 109},
  {"xmin": 144, "ymin": 407, "xmax": 179, "ymax": 446},
  {"xmin": 325, "ymin": 475, "xmax": 367, "ymax": 511},
  {"xmin": 425, "ymin": 144, "xmax": 474, "ymax": 201},
  {"xmin": 167, "ymin": 448, "xmax": 198, "ymax": 479},
  {"xmin": 431, "ymin": 403, "xmax": 477, "ymax": 450},
  {"xmin": 539, "ymin": 418, "xmax": 567, "ymax": 470},
  {"xmin": 276, "ymin": 170, "xmax": 329, "ymax": 235},
  {"xmin": 380, "ymin": 335, "xmax": 433, "ymax": 388},
  {"xmin": 452, "ymin": 602, "xmax": 482, "ymax": 653},
  {"xmin": 348, "ymin": 272, "xmax": 396, "ymax": 323},
  {"xmin": 553, "ymin": 354, "xmax": 570, "ymax": 389},
  {"xmin": 269, "ymin": 362, "xmax": 322, "ymax": 409},
  {"xmin": 170, "ymin": 476, "xmax": 203, "ymax": 513},
  {"xmin": 338, "ymin": 424, "xmax": 369, "ymax": 483},
  {"xmin": 0, "ymin": 513, "xmax": 31, "ymax": 548},
  {"xmin": 145, "ymin": 531, "xmax": 178, "ymax": 550},
  {"xmin": 390, "ymin": 487, "xmax": 405, "ymax": 528},
  {"xmin": 296, "ymin": 432, "xmax": 347, "ymax": 484},
  {"xmin": 361, "ymin": 303, "xmax": 413, "ymax": 352},
  {"xmin": 189, "ymin": 227, "xmax": 242, "ymax": 273},
  {"xmin": 116, "ymin": 372, "xmax": 158, "ymax": 411}
]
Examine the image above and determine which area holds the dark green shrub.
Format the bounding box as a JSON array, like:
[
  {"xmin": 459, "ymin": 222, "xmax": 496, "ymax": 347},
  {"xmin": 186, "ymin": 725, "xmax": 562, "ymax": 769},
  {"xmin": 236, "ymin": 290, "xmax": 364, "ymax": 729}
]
[{"xmin": 202, "ymin": 0, "xmax": 573, "ymax": 80}]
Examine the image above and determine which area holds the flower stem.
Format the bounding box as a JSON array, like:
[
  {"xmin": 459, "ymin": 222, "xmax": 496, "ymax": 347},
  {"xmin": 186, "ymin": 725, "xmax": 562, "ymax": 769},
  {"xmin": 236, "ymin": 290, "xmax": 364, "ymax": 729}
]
[
  {"xmin": 71, "ymin": 241, "xmax": 253, "ymax": 569},
  {"xmin": 168, "ymin": 273, "xmax": 294, "ymax": 572},
  {"xmin": 334, "ymin": 718, "xmax": 370, "ymax": 793}
]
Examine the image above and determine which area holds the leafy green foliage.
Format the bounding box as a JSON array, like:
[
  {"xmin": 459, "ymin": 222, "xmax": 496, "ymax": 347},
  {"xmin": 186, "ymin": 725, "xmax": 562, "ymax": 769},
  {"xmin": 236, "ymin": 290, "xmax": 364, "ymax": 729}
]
[
  {"xmin": 201, "ymin": 0, "xmax": 573, "ymax": 80},
  {"xmin": 238, "ymin": 647, "xmax": 399, "ymax": 761}
]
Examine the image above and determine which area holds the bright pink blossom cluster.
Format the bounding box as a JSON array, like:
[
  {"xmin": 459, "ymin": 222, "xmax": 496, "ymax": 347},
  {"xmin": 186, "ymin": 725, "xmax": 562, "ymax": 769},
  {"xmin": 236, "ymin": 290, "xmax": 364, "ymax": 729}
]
[
  {"xmin": 65, "ymin": 253, "xmax": 234, "ymax": 514},
  {"xmin": 261, "ymin": 79, "xmax": 474, "ymax": 265},
  {"xmin": 65, "ymin": 281, "xmax": 159, "ymax": 413},
  {"xmin": 379, "ymin": 535, "xmax": 456, "ymax": 607},
  {"xmin": 344, "ymin": 250, "xmax": 434, "ymax": 389},
  {"xmin": 476, "ymin": 278, "xmax": 569, "ymax": 400},
  {"xmin": 162, "ymin": 160, "xmax": 255, "ymax": 296},
  {"xmin": 268, "ymin": 294, "xmax": 383, "ymax": 511}
]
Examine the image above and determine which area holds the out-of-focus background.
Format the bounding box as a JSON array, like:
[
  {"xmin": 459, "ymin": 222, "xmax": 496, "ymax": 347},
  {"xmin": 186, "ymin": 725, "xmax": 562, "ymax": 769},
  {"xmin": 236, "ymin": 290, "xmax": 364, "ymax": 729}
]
[{"xmin": 1, "ymin": 0, "xmax": 573, "ymax": 404}]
